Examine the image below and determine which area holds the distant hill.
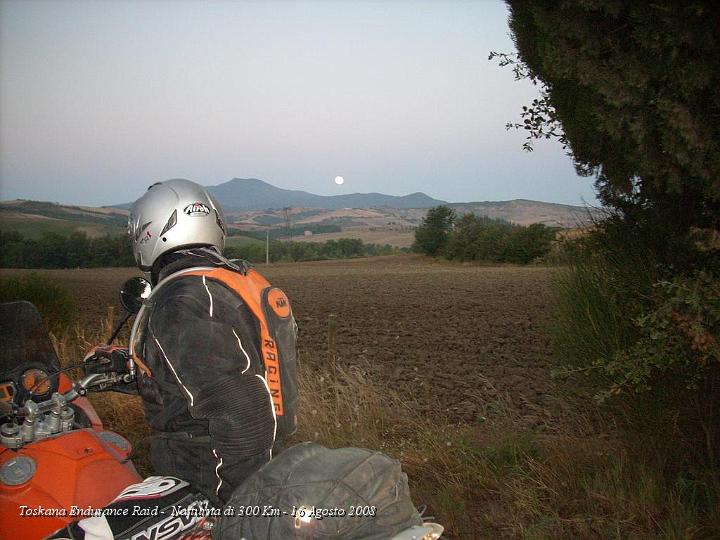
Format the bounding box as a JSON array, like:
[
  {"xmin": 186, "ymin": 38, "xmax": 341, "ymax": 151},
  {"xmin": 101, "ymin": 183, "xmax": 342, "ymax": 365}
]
[
  {"xmin": 2, "ymin": 180, "xmax": 597, "ymax": 244},
  {"xmin": 230, "ymin": 199, "xmax": 595, "ymax": 231},
  {"xmin": 110, "ymin": 178, "xmax": 595, "ymax": 226},
  {"xmin": 207, "ymin": 178, "xmax": 445, "ymax": 210},
  {"xmin": 448, "ymin": 199, "xmax": 596, "ymax": 228},
  {"xmin": 111, "ymin": 178, "xmax": 443, "ymax": 211},
  {"xmin": 0, "ymin": 200, "xmax": 128, "ymax": 238}
]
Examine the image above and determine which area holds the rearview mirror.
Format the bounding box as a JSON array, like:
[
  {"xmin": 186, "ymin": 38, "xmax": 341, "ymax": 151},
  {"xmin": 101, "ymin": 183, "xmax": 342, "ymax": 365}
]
[{"xmin": 120, "ymin": 277, "xmax": 152, "ymax": 314}]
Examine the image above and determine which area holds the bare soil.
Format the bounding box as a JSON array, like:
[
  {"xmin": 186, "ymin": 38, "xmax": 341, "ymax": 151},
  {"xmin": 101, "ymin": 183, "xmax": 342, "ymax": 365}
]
[{"xmin": 2, "ymin": 255, "xmax": 556, "ymax": 424}]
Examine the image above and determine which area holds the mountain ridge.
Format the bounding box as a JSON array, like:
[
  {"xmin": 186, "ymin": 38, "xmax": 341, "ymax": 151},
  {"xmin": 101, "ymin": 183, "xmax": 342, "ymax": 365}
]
[
  {"xmin": 1, "ymin": 179, "xmax": 597, "ymax": 239},
  {"xmin": 206, "ymin": 178, "xmax": 446, "ymax": 210}
]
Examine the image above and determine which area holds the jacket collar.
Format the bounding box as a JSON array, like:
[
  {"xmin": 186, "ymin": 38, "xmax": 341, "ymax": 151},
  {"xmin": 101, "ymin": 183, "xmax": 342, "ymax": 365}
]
[{"xmin": 153, "ymin": 247, "xmax": 250, "ymax": 284}]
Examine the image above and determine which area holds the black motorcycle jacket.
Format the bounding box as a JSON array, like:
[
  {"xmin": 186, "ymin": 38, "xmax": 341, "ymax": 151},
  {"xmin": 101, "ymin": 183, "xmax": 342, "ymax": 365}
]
[{"xmin": 130, "ymin": 248, "xmax": 297, "ymax": 503}]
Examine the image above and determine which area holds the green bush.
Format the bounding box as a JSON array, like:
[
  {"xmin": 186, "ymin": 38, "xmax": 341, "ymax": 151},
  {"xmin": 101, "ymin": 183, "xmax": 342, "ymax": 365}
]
[
  {"xmin": 550, "ymin": 212, "xmax": 712, "ymax": 392},
  {"xmin": 439, "ymin": 213, "xmax": 557, "ymax": 264},
  {"xmin": 550, "ymin": 214, "xmax": 720, "ymax": 519},
  {"xmin": 598, "ymin": 272, "xmax": 720, "ymax": 398},
  {"xmin": 0, "ymin": 273, "xmax": 76, "ymax": 332},
  {"xmin": 444, "ymin": 214, "xmax": 509, "ymax": 262}
]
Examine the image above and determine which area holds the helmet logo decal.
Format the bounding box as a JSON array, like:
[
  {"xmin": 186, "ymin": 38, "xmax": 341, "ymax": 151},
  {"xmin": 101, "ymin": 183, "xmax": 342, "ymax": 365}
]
[
  {"xmin": 183, "ymin": 202, "xmax": 211, "ymax": 216},
  {"xmin": 135, "ymin": 221, "xmax": 152, "ymax": 242}
]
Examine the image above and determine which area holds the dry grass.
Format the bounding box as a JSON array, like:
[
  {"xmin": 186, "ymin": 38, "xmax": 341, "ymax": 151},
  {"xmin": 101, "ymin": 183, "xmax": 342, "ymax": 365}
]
[
  {"xmin": 291, "ymin": 353, "xmax": 714, "ymax": 539},
  {"xmin": 51, "ymin": 308, "xmax": 152, "ymax": 473},
  {"xmin": 31, "ymin": 272, "xmax": 717, "ymax": 539},
  {"xmin": 49, "ymin": 312, "xmax": 713, "ymax": 538}
]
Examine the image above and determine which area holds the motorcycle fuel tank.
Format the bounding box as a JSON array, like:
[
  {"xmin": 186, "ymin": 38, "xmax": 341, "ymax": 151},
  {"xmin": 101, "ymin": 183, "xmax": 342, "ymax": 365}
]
[{"xmin": 0, "ymin": 428, "xmax": 141, "ymax": 540}]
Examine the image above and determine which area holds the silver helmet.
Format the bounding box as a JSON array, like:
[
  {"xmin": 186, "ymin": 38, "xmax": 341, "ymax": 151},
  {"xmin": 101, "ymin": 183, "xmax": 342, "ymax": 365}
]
[{"xmin": 128, "ymin": 179, "xmax": 226, "ymax": 271}]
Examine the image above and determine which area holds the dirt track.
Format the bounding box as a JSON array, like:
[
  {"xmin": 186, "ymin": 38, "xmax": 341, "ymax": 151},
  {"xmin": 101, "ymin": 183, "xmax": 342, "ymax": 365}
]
[{"xmin": 1, "ymin": 256, "xmax": 555, "ymax": 423}]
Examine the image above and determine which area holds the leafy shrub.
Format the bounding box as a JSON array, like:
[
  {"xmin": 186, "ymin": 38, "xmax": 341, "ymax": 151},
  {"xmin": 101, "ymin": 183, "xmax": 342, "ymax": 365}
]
[
  {"xmin": 434, "ymin": 213, "xmax": 557, "ymax": 264},
  {"xmin": 550, "ymin": 213, "xmax": 720, "ymax": 510},
  {"xmin": 504, "ymin": 223, "xmax": 557, "ymax": 264},
  {"xmin": 0, "ymin": 273, "xmax": 76, "ymax": 331},
  {"xmin": 595, "ymin": 272, "xmax": 720, "ymax": 399},
  {"xmin": 551, "ymin": 212, "xmax": 713, "ymax": 393}
]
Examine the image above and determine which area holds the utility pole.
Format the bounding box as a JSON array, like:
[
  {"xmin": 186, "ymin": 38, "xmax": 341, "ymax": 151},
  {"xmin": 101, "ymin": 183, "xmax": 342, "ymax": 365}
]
[
  {"xmin": 283, "ymin": 207, "xmax": 292, "ymax": 241},
  {"xmin": 266, "ymin": 229, "xmax": 270, "ymax": 265}
]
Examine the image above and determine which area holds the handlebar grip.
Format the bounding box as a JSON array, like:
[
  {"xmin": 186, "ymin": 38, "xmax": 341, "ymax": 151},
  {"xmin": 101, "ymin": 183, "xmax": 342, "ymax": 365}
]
[{"xmin": 84, "ymin": 347, "xmax": 131, "ymax": 376}]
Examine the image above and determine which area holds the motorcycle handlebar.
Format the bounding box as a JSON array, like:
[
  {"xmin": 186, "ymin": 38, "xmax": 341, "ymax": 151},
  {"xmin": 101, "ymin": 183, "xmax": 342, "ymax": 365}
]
[
  {"xmin": 16, "ymin": 372, "xmax": 117, "ymax": 418},
  {"xmin": 63, "ymin": 373, "xmax": 111, "ymax": 402}
]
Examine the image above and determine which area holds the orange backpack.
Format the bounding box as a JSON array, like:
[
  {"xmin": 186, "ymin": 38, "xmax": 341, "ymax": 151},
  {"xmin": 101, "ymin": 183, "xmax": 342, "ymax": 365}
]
[{"xmin": 130, "ymin": 266, "xmax": 298, "ymax": 439}]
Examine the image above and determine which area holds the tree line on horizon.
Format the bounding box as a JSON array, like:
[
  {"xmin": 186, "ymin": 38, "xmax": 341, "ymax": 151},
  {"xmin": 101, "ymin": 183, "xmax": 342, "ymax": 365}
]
[
  {"xmin": 0, "ymin": 230, "xmax": 403, "ymax": 268},
  {"xmin": 412, "ymin": 205, "xmax": 558, "ymax": 264}
]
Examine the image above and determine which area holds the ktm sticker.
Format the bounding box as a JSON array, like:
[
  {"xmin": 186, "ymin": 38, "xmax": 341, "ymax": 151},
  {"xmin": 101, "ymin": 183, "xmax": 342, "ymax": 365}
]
[
  {"xmin": 268, "ymin": 288, "xmax": 291, "ymax": 318},
  {"xmin": 183, "ymin": 202, "xmax": 210, "ymax": 217}
]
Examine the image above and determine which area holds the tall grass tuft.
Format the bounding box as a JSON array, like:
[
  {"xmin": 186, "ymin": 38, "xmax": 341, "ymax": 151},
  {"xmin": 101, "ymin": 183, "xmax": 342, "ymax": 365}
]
[
  {"xmin": 552, "ymin": 217, "xmax": 656, "ymax": 376},
  {"xmin": 0, "ymin": 272, "xmax": 76, "ymax": 332},
  {"xmin": 548, "ymin": 211, "xmax": 720, "ymax": 534},
  {"xmin": 549, "ymin": 211, "xmax": 709, "ymax": 392}
]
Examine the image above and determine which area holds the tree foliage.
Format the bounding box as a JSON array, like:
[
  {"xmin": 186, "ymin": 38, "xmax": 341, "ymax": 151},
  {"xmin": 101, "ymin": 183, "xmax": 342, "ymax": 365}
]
[
  {"xmin": 500, "ymin": 1, "xmax": 720, "ymax": 229},
  {"xmin": 413, "ymin": 207, "xmax": 556, "ymax": 263},
  {"xmin": 0, "ymin": 230, "xmax": 402, "ymax": 268},
  {"xmin": 225, "ymin": 237, "xmax": 399, "ymax": 264},
  {"xmin": 412, "ymin": 205, "xmax": 456, "ymax": 256},
  {"xmin": 497, "ymin": 2, "xmax": 720, "ymax": 513},
  {"xmin": 445, "ymin": 215, "xmax": 556, "ymax": 264},
  {"xmin": 0, "ymin": 230, "xmax": 135, "ymax": 268}
]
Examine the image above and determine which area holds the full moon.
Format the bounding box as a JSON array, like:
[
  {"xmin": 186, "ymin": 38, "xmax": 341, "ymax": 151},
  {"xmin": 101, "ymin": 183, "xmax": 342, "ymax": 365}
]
[{"xmin": 334, "ymin": 176, "xmax": 345, "ymax": 185}]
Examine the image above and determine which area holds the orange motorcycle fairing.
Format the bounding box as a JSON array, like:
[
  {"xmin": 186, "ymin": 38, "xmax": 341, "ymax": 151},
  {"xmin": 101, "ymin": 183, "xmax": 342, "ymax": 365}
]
[{"xmin": 0, "ymin": 429, "xmax": 141, "ymax": 540}]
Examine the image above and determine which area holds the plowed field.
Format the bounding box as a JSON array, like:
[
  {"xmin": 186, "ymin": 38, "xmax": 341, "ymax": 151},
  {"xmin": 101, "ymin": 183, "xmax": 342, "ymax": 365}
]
[{"xmin": 2, "ymin": 255, "xmax": 555, "ymax": 424}]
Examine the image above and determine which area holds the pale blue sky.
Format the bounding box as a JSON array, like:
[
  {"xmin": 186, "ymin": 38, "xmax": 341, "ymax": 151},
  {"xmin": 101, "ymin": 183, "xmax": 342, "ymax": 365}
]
[{"xmin": 0, "ymin": 0, "xmax": 597, "ymax": 206}]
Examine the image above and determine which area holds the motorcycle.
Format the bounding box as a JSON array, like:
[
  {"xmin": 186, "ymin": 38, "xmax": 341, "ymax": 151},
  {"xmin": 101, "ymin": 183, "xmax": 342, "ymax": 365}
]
[{"xmin": 0, "ymin": 278, "xmax": 151, "ymax": 540}]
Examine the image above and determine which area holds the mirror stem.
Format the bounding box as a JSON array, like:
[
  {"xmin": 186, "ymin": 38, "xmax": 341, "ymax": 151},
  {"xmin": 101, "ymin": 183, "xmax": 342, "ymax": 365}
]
[{"xmin": 107, "ymin": 312, "xmax": 132, "ymax": 346}]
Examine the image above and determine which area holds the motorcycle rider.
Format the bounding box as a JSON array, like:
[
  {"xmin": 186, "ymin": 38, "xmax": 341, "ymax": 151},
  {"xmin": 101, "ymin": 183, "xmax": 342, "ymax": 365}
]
[
  {"xmin": 45, "ymin": 179, "xmax": 439, "ymax": 540},
  {"xmin": 117, "ymin": 179, "xmax": 296, "ymax": 504}
]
